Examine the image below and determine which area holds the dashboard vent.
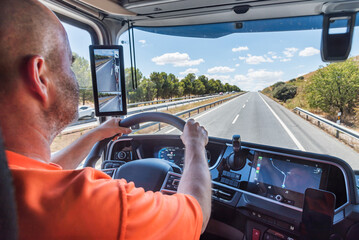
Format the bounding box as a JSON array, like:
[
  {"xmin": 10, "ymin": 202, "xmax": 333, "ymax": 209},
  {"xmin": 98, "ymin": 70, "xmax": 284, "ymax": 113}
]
[{"xmin": 212, "ymin": 184, "xmax": 236, "ymax": 201}]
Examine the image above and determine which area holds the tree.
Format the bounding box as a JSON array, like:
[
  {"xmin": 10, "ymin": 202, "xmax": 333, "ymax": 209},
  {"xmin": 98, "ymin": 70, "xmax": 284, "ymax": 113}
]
[
  {"xmin": 181, "ymin": 74, "xmax": 195, "ymax": 97},
  {"xmin": 198, "ymin": 75, "xmax": 209, "ymax": 94},
  {"xmin": 125, "ymin": 68, "xmax": 143, "ymax": 103},
  {"xmin": 71, "ymin": 53, "xmax": 92, "ymax": 105},
  {"xmin": 193, "ymin": 79, "xmax": 206, "ymax": 95},
  {"xmin": 150, "ymin": 72, "xmax": 165, "ymax": 99},
  {"xmin": 273, "ymin": 84, "xmax": 297, "ymax": 102},
  {"xmin": 306, "ymin": 59, "xmax": 359, "ymax": 119}
]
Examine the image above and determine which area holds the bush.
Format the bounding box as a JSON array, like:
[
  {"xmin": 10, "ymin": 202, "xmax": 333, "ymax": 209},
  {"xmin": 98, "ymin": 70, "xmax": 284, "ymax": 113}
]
[
  {"xmin": 273, "ymin": 84, "xmax": 297, "ymax": 102},
  {"xmin": 272, "ymin": 81, "xmax": 285, "ymax": 90}
]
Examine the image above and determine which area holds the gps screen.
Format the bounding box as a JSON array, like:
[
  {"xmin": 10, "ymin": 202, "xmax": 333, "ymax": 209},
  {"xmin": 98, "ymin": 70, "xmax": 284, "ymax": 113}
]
[{"xmin": 247, "ymin": 153, "xmax": 325, "ymax": 208}]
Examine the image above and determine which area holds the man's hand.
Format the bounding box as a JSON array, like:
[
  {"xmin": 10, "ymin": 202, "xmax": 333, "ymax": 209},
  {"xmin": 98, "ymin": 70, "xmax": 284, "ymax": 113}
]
[
  {"xmin": 94, "ymin": 118, "xmax": 132, "ymax": 141},
  {"xmin": 181, "ymin": 119, "xmax": 208, "ymax": 148},
  {"xmin": 51, "ymin": 118, "xmax": 131, "ymax": 169},
  {"xmin": 178, "ymin": 119, "xmax": 211, "ymax": 234}
]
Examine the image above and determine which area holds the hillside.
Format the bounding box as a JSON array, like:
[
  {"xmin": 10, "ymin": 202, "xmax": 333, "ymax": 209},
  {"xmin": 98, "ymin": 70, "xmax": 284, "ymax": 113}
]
[{"xmin": 261, "ymin": 57, "xmax": 359, "ymax": 129}]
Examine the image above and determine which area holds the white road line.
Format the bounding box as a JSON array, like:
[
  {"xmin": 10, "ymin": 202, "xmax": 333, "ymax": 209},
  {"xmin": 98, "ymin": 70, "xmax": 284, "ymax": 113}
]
[
  {"xmin": 111, "ymin": 68, "xmax": 113, "ymax": 75},
  {"xmin": 96, "ymin": 59, "xmax": 111, "ymax": 72},
  {"xmin": 164, "ymin": 95, "xmax": 244, "ymax": 134},
  {"xmin": 243, "ymin": 104, "xmax": 246, "ymax": 108},
  {"xmin": 259, "ymin": 93, "xmax": 306, "ymax": 151},
  {"xmin": 232, "ymin": 114, "xmax": 239, "ymax": 124}
]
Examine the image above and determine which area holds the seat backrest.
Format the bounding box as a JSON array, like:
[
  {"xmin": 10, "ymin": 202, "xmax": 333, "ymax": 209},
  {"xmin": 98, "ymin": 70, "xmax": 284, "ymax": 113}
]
[{"xmin": 0, "ymin": 129, "xmax": 18, "ymax": 239}]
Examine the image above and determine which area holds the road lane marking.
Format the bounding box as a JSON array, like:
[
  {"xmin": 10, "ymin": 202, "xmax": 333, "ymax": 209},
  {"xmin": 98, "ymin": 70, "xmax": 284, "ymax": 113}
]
[
  {"xmin": 164, "ymin": 94, "xmax": 245, "ymax": 134},
  {"xmin": 243, "ymin": 104, "xmax": 246, "ymax": 108},
  {"xmin": 232, "ymin": 114, "xmax": 239, "ymax": 124},
  {"xmin": 96, "ymin": 59, "xmax": 111, "ymax": 72},
  {"xmin": 111, "ymin": 68, "xmax": 113, "ymax": 75},
  {"xmin": 259, "ymin": 93, "xmax": 306, "ymax": 151}
]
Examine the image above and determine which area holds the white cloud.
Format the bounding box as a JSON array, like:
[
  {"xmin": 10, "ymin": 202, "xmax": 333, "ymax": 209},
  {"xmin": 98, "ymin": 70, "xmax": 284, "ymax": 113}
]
[
  {"xmin": 280, "ymin": 58, "xmax": 291, "ymax": 62},
  {"xmin": 230, "ymin": 69, "xmax": 284, "ymax": 91},
  {"xmin": 272, "ymin": 56, "xmax": 278, "ymax": 59},
  {"xmin": 138, "ymin": 40, "xmax": 146, "ymax": 44},
  {"xmin": 283, "ymin": 48, "xmax": 298, "ymax": 58},
  {"xmin": 238, "ymin": 56, "xmax": 246, "ymax": 60},
  {"xmin": 232, "ymin": 46, "xmax": 249, "ymax": 52},
  {"xmin": 152, "ymin": 52, "xmax": 204, "ymax": 67},
  {"xmin": 207, "ymin": 66, "xmax": 235, "ymax": 74},
  {"xmin": 205, "ymin": 74, "xmax": 231, "ymax": 81},
  {"xmin": 299, "ymin": 47, "xmax": 320, "ymax": 57},
  {"xmin": 180, "ymin": 68, "xmax": 199, "ymax": 75},
  {"xmin": 235, "ymin": 63, "xmax": 240, "ymax": 67},
  {"xmin": 242, "ymin": 54, "xmax": 274, "ymax": 65}
]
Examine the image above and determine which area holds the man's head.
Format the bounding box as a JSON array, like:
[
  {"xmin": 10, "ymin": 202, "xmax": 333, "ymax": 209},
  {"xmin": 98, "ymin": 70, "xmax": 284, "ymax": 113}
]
[{"xmin": 0, "ymin": 0, "xmax": 79, "ymax": 141}]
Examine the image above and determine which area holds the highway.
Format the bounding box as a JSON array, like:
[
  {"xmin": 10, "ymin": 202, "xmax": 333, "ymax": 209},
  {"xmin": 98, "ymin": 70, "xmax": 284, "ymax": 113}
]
[
  {"xmin": 100, "ymin": 95, "xmax": 123, "ymax": 112},
  {"xmin": 158, "ymin": 92, "xmax": 359, "ymax": 170},
  {"xmin": 96, "ymin": 58, "xmax": 118, "ymax": 92}
]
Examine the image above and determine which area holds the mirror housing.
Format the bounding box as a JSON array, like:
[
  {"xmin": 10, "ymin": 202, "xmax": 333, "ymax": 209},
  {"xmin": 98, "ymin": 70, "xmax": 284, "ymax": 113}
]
[{"xmin": 321, "ymin": 13, "xmax": 356, "ymax": 62}]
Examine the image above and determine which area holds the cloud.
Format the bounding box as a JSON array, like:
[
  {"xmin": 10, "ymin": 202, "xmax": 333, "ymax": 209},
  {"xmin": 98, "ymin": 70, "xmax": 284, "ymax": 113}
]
[
  {"xmin": 240, "ymin": 54, "xmax": 274, "ymax": 65},
  {"xmin": 205, "ymin": 74, "xmax": 231, "ymax": 81},
  {"xmin": 232, "ymin": 46, "xmax": 249, "ymax": 52},
  {"xmin": 180, "ymin": 68, "xmax": 199, "ymax": 75},
  {"xmin": 230, "ymin": 69, "xmax": 284, "ymax": 91},
  {"xmin": 280, "ymin": 58, "xmax": 291, "ymax": 62},
  {"xmin": 138, "ymin": 40, "xmax": 146, "ymax": 44},
  {"xmin": 235, "ymin": 63, "xmax": 240, "ymax": 67},
  {"xmin": 152, "ymin": 52, "xmax": 204, "ymax": 67},
  {"xmin": 299, "ymin": 47, "xmax": 320, "ymax": 57},
  {"xmin": 207, "ymin": 66, "xmax": 235, "ymax": 74},
  {"xmin": 283, "ymin": 48, "xmax": 298, "ymax": 58}
]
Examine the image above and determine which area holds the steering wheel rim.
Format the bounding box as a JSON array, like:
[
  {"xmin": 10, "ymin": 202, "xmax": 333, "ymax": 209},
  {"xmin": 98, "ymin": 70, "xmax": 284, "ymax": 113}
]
[{"xmin": 83, "ymin": 112, "xmax": 186, "ymax": 168}]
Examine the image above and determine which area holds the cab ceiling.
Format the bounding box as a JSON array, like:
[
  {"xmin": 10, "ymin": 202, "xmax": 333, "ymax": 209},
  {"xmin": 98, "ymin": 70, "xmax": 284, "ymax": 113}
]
[{"xmin": 51, "ymin": 0, "xmax": 359, "ymax": 27}]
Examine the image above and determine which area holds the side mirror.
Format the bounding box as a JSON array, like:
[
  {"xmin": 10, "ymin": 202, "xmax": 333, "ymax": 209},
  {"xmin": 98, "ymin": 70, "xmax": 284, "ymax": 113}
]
[{"xmin": 321, "ymin": 13, "xmax": 356, "ymax": 62}]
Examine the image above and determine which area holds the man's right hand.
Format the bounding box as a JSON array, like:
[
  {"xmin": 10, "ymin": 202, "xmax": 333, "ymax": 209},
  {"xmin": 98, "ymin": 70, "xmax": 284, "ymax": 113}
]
[{"xmin": 181, "ymin": 119, "xmax": 208, "ymax": 148}]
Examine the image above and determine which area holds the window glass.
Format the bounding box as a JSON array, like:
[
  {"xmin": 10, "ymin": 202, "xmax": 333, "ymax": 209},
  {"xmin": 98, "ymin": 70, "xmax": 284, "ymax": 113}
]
[
  {"xmin": 119, "ymin": 15, "xmax": 359, "ymax": 170},
  {"xmin": 50, "ymin": 22, "xmax": 96, "ymax": 156}
]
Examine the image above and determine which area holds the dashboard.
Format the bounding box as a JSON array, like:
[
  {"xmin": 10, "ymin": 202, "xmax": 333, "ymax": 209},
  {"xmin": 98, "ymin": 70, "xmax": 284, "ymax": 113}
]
[{"xmin": 101, "ymin": 135, "xmax": 357, "ymax": 240}]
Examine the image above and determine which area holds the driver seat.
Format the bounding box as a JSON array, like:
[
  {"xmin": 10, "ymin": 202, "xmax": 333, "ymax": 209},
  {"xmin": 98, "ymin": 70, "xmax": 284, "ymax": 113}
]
[{"xmin": 0, "ymin": 129, "xmax": 18, "ymax": 239}]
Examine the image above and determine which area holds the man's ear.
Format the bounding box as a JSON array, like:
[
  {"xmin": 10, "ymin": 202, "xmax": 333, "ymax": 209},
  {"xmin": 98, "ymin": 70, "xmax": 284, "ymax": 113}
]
[{"xmin": 26, "ymin": 55, "xmax": 50, "ymax": 107}]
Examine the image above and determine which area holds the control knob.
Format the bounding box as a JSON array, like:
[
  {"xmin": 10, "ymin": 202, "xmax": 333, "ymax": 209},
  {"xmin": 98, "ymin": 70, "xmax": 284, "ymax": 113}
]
[
  {"xmin": 275, "ymin": 194, "xmax": 283, "ymax": 202},
  {"xmin": 117, "ymin": 151, "xmax": 127, "ymax": 160}
]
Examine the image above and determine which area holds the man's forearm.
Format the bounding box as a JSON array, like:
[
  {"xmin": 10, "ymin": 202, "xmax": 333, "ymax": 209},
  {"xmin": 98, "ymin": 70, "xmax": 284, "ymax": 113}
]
[
  {"xmin": 51, "ymin": 129, "xmax": 101, "ymax": 169},
  {"xmin": 177, "ymin": 145, "xmax": 212, "ymax": 233}
]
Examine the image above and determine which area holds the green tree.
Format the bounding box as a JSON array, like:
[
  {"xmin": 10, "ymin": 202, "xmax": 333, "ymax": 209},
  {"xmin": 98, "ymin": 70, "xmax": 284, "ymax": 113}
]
[
  {"xmin": 71, "ymin": 53, "xmax": 92, "ymax": 105},
  {"xmin": 306, "ymin": 59, "xmax": 359, "ymax": 119},
  {"xmin": 181, "ymin": 73, "xmax": 195, "ymax": 97},
  {"xmin": 208, "ymin": 79, "xmax": 218, "ymax": 93},
  {"xmin": 150, "ymin": 72, "xmax": 165, "ymax": 99},
  {"xmin": 125, "ymin": 68, "xmax": 143, "ymax": 103},
  {"xmin": 193, "ymin": 79, "xmax": 206, "ymax": 95},
  {"xmin": 198, "ymin": 75, "xmax": 209, "ymax": 94}
]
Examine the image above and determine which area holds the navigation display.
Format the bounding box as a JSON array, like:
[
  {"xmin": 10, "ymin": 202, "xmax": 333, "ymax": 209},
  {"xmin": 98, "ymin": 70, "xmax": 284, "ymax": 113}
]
[
  {"xmin": 247, "ymin": 153, "xmax": 326, "ymax": 208},
  {"xmin": 90, "ymin": 45, "xmax": 127, "ymax": 116}
]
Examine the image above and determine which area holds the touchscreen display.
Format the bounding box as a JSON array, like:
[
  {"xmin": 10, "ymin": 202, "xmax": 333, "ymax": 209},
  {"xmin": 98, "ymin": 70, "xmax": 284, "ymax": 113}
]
[
  {"xmin": 248, "ymin": 153, "xmax": 325, "ymax": 208},
  {"xmin": 89, "ymin": 45, "xmax": 127, "ymax": 116}
]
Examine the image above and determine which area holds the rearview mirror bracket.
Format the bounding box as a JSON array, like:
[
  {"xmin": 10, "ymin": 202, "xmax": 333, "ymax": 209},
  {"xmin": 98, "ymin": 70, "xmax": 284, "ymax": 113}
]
[{"xmin": 321, "ymin": 13, "xmax": 356, "ymax": 62}]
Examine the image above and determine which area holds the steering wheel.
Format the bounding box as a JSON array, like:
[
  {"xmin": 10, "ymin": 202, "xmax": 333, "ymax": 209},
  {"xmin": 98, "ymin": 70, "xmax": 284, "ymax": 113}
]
[{"xmin": 83, "ymin": 112, "xmax": 186, "ymax": 191}]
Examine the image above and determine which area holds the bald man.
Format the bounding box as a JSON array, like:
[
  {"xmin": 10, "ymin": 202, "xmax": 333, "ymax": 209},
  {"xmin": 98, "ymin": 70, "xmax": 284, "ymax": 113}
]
[{"xmin": 0, "ymin": 0, "xmax": 211, "ymax": 239}]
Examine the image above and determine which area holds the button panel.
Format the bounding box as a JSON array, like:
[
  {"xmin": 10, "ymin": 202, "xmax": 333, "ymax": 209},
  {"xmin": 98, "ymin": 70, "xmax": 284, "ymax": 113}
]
[
  {"xmin": 160, "ymin": 172, "xmax": 182, "ymax": 194},
  {"xmin": 220, "ymin": 170, "xmax": 241, "ymax": 188}
]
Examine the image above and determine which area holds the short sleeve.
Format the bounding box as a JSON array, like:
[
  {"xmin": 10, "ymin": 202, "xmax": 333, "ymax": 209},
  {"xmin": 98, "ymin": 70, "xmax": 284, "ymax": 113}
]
[{"xmin": 123, "ymin": 182, "xmax": 203, "ymax": 240}]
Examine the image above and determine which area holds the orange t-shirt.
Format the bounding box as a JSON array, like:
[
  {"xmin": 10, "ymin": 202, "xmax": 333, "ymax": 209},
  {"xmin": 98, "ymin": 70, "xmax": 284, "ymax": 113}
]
[{"xmin": 6, "ymin": 151, "xmax": 203, "ymax": 240}]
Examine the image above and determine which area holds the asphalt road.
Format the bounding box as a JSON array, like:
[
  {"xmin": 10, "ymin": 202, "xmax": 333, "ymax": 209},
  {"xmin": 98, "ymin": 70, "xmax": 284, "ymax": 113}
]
[
  {"xmin": 100, "ymin": 95, "xmax": 123, "ymax": 112},
  {"xmin": 96, "ymin": 58, "xmax": 117, "ymax": 92},
  {"xmin": 158, "ymin": 92, "xmax": 359, "ymax": 170}
]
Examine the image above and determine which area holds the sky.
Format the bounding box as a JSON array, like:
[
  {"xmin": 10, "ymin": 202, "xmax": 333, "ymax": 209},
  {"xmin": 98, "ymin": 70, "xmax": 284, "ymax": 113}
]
[{"xmin": 63, "ymin": 19, "xmax": 359, "ymax": 92}]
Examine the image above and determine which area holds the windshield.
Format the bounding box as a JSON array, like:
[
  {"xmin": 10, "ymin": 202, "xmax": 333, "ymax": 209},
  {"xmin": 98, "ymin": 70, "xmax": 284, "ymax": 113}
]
[{"xmin": 118, "ymin": 15, "xmax": 359, "ymax": 170}]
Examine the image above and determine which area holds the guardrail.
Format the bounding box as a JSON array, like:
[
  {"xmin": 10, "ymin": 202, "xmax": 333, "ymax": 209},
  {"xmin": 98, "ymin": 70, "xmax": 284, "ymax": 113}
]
[
  {"xmin": 132, "ymin": 93, "xmax": 244, "ymax": 133},
  {"xmin": 294, "ymin": 107, "xmax": 359, "ymax": 139},
  {"xmin": 127, "ymin": 94, "xmax": 223, "ymax": 115},
  {"xmin": 127, "ymin": 94, "xmax": 220, "ymax": 108}
]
